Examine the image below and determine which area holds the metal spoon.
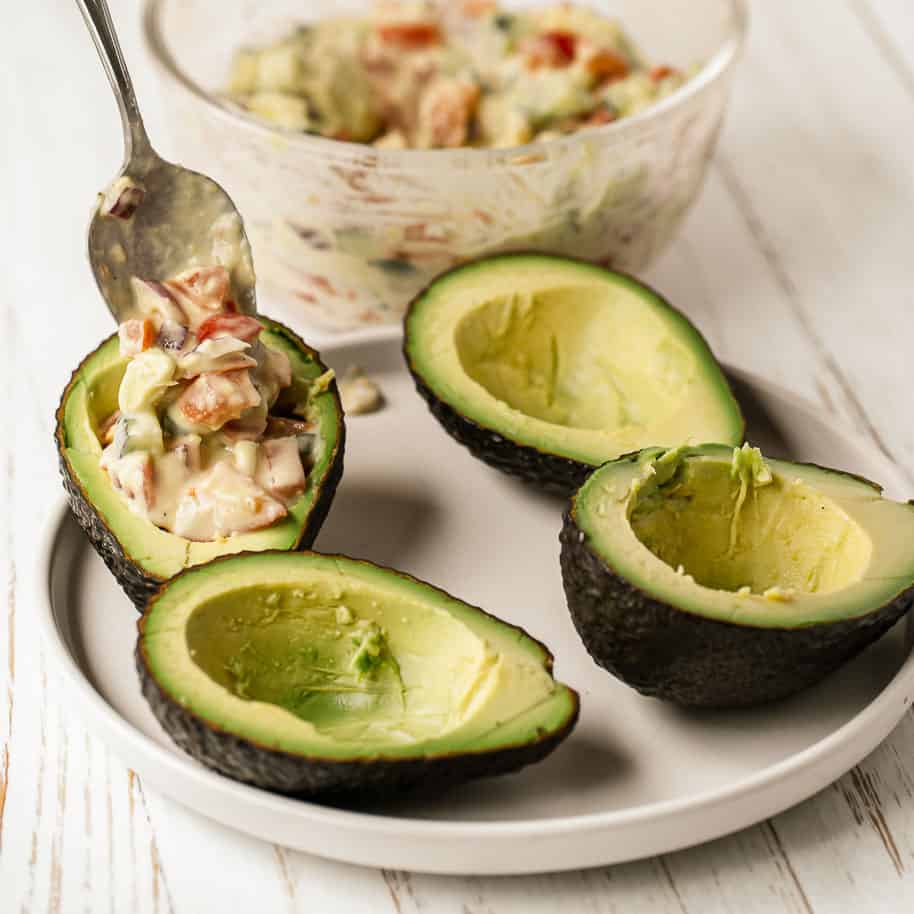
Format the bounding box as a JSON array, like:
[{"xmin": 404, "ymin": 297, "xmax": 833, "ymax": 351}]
[{"xmin": 77, "ymin": 0, "xmax": 256, "ymax": 322}]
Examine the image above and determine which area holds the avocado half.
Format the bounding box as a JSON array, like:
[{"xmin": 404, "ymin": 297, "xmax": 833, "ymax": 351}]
[
  {"xmin": 56, "ymin": 318, "xmax": 345, "ymax": 609},
  {"xmin": 136, "ymin": 551, "xmax": 579, "ymax": 797},
  {"xmin": 404, "ymin": 254, "xmax": 743, "ymax": 494},
  {"xmin": 560, "ymin": 444, "xmax": 914, "ymax": 707}
]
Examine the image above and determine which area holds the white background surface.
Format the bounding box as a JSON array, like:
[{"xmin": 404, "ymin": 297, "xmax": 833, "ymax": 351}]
[{"xmin": 5, "ymin": 0, "xmax": 914, "ymax": 910}]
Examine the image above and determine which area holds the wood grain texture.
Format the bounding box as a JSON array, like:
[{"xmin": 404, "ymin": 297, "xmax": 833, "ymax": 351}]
[
  {"xmin": 6, "ymin": 0, "xmax": 914, "ymax": 911},
  {"xmin": 715, "ymin": 0, "xmax": 914, "ymax": 472}
]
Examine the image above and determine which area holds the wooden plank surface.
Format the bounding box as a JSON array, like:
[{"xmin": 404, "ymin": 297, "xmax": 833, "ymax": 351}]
[{"xmin": 5, "ymin": 0, "xmax": 914, "ymax": 911}]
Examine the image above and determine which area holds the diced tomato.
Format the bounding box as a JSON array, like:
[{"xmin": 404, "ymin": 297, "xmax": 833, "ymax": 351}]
[
  {"xmin": 164, "ymin": 266, "xmax": 231, "ymax": 314},
  {"xmin": 118, "ymin": 318, "xmax": 156, "ymax": 357},
  {"xmin": 196, "ymin": 313, "xmax": 262, "ymax": 343},
  {"xmin": 547, "ymin": 31, "xmax": 577, "ymax": 62},
  {"xmin": 587, "ymin": 48, "xmax": 629, "ymax": 84},
  {"xmin": 419, "ymin": 80, "xmax": 481, "ymax": 148},
  {"xmin": 650, "ymin": 65, "xmax": 676, "ymax": 82},
  {"xmin": 460, "ymin": 0, "xmax": 495, "ymax": 16},
  {"xmin": 376, "ymin": 22, "xmax": 441, "ymax": 49},
  {"xmin": 585, "ymin": 105, "xmax": 617, "ymax": 126},
  {"xmin": 175, "ymin": 370, "xmax": 261, "ymax": 431},
  {"xmin": 525, "ymin": 30, "xmax": 577, "ymax": 68}
]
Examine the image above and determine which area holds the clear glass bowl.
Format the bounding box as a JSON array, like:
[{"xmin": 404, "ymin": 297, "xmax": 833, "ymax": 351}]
[{"xmin": 143, "ymin": 0, "xmax": 747, "ymax": 333}]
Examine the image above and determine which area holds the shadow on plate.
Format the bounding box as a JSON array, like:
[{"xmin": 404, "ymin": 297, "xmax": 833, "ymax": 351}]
[
  {"xmin": 320, "ymin": 335, "xmax": 404, "ymax": 379},
  {"xmin": 314, "ymin": 476, "xmax": 445, "ymax": 569},
  {"xmin": 321, "ymin": 733, "xmax": 636, "ymax": 820},
  {"xmin": 321, "ymin": 336, "xmax": 796, "ymax": 479},
  {"xmin": 61, "ymin": 524, "xmax": 99, "ymax": 679},
  {"xmin": 725, "ymin": 369, "xmax": 792, "ymax": 459},
  {"xmin": 496, "ymin": 471, "xmax": 571, "ymax": 512}
]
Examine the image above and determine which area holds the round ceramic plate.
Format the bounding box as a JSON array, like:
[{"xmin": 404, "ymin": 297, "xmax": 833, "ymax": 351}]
[{"xmin": 37, "ymin": 337, "xmax": 914, "ymax": 875}]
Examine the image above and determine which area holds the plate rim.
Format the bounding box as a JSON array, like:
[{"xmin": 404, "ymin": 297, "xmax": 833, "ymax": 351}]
[{"xmin": 36, "ymin": 361, "xmax": 914, "ymax": 870}]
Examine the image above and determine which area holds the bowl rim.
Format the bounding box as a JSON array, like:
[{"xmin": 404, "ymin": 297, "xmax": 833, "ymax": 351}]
[{"xmin": 141, "ymin": 0, "xmax": 749, "ymax": 169}]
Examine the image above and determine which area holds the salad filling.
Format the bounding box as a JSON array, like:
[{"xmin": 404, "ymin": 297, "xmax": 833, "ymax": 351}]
[
  {"xmin": 100, "ymin": 266, "xmax": 319, "ymax": 541},
  {"xmin": 227, "ymin": 1, "xmax": 688, "ymax": 148}
]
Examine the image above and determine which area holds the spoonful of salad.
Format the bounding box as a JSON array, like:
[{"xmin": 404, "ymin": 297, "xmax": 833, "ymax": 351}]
[{"xmin": 77, "ymin": 0, "xmax": 256, "ymax": 323}]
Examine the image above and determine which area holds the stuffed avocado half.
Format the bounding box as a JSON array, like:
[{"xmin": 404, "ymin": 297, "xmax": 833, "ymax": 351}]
[
  {"xmin": 57, "ymin": 318, "xmax": 344, "ymax": 609},
  {"xmin": 404, "ymin": 254, "xmax": 743, "ymax": 494},
  {"xmin": 137, "ymin": 551, "xmax": 579, "ymax": 796},
  {"xmin": 560, "ymin": 444, "xmax": 914, "ymax": 707}
]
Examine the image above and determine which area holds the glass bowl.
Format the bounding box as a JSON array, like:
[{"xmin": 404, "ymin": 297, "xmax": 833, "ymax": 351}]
[{"xmin": 143, "ymin": 0, "xmax": 747, "ymax": 333}]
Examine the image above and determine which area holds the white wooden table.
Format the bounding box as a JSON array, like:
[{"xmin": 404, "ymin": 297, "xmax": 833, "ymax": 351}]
[{"xmin": 5, "ymin": 1, "xmax": 914, "ymax": 910}]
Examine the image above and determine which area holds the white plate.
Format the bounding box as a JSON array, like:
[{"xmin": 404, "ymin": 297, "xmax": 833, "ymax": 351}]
[{"xmin": 37, "ymin": 337, "xmax": 914, "ymax": 875}]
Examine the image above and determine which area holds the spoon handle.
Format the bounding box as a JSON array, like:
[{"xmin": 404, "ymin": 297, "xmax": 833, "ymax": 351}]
[{"xmin": 75, "ymin": 0, "xmax": 153, "ymax": 163}]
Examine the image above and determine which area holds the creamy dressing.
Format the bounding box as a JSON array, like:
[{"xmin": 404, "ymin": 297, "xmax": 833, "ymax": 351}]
[
  {"xmin": 226, "ymin": 1, "xmax": 688, "ymax": 149},
  {"xmin": 100, "ymin": 265, "xmax": 313, "ymax": 542},
  {"xmin": 338, "ymin": 365, "xmax": 385, "ymax": 415}
]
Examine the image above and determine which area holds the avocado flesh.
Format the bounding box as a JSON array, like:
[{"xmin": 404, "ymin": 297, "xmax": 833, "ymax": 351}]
[
  {"xmin": 561, "ymin": 445, "xmax": 914, "ymax": 706},
  {"xmin": 138, "ymin": 552, "xmax": 579, "ymax": 794},
  {"xmin": 405, "ymin": 255, "xmax": 742, "ymax": 493},
  {"xmin": 57, "ymin": 319, "xmax": 344, "ymax": 607}
]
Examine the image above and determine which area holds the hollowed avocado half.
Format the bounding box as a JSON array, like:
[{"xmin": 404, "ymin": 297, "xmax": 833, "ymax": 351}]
[
  {"xmin": 560, "ymin": 444, "xmax": 914, "ymax": 707},
  {"xmin": 404, "ymin": 254, "xmax": 743, "ymax": 494},
  {"xmin": 136, "ymin": 551, "xmax": 579, "ymax": 797},
  {"xmin": 56, "ymin": 318, "xmax": 345, "ymax": 609}
]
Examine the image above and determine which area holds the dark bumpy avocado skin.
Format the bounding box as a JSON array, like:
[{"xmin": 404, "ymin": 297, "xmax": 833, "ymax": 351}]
[
  {"xmin": 55, "ymin": 320, "xmax": 345, "ymax": 611},
  {"xmin": 407, "ymin": 370, "xmax": 589, "ymax": 496},
  {"xmin": 559, "ymin": 514, "xmax": 914, "ymax": 708},
  {"xmin": 136, "ymin": 647, "xmax": 578, "ymax": 797},
  {"xmin": 59, "ymin": 453, "xmax": 163, "ymax": 608}
]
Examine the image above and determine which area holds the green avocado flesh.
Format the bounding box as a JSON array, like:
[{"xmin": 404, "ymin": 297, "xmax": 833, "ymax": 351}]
[
  {"xmin": 576, "ymin": 445, "xmax": 914, "ymax": 627},
  {"xmin": 139, "ymin": 553, "xmax": 578, "ymax": 784},
  {"xmin": 561, "ymin": 445, "xmax": 914, "ymax": 706},
  {"xmin": 57, "ymin": 319, "xmax": 343, "ymax": 595},
  {"xmin": 405, "ymin": 255, "xmax": 743, "ymax": 486}
]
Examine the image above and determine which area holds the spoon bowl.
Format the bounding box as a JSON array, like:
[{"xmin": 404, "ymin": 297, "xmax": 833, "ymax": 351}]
[
  {"xmin": 78, "ymin": 0, "xmax": 256, "ymax": 323},
  {"xmin": 89, "ymin": 155, "xmax": 256, "ymax": 320}
]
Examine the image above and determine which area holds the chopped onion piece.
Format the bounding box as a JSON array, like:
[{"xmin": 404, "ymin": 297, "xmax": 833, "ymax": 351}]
[
  {"xmin": 100, "ymin": 176, "xmax": 145, "ymax": 219},
  {"xmin": 156, "ymin": 320, "xmax": 189, "ymax": 353}
]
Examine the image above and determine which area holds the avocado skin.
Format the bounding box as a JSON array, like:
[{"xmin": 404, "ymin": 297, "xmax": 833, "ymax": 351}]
[
  {"xmin": 407, "ymin": 368, "xmax": 589, "ymax": 496},
  {"xmin": 135, "ymin": 632, "xmax": 579, "ymax": 798},
  {"xmin": 559, "ymin": 513, "xmax": 914, "ymax": 708},
  {"xmin": 55, "ymin": 321, "xmax": 346, "ymax": 611},
  {"xmin": 59, "ymin": 451, "xmax": 163, "ymax": 608},
  {"xmin": 134, "ymin": 551, "xmax": 580, "ymax": 797}
]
